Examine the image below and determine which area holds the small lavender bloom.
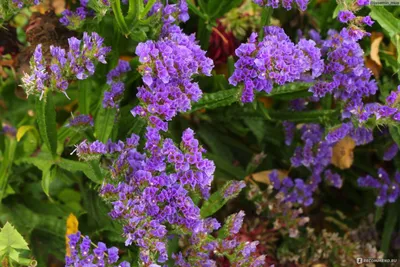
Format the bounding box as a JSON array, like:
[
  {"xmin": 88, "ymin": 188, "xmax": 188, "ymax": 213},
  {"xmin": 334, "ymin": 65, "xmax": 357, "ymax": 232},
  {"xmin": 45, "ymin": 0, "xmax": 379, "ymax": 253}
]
[
  {"xmin": 227, "ymin": 211, "xmax": 245, "ymax": 235},
  {"xmin": 383, "ymin": 143, "xmax": 399, "ymax": 161},
  {"xmin": 362, "ymin": 16, "xmax": 374, "ymax": 26},
  {"xmin": 357, "ymin": 0, "xmax": 370, "ymax": 6},
  {"xmin": 66, "ymin": 234, "xmax": 125, "ymax": 266},
  {"xmin": 358, "ymin": 168, "xmax": 400, "ymax": 206},
  {"xmin": 325, "ymin": 123, "xmax": 353, "ymax": 144},
  {"xmin": 223, "ymin": 181, "xmax": 246, "ymax": 198},
  {"xmin": 67, "ymin": 114, "xmax": 94, "ymax": 128},
  {"xmin": 338, "ymin": 11, "xmax": 356, "ymax": 23},
  {"xmin": 283, "ymin": 121, "xmax": 296, "ymax": 146},
  {"xmin": 253, "ymin": 0, "xmax": 309, "ymax": 11},
  {"xmin": 324, "ymin": 170, "xmax": 343, "ymax": 188}
]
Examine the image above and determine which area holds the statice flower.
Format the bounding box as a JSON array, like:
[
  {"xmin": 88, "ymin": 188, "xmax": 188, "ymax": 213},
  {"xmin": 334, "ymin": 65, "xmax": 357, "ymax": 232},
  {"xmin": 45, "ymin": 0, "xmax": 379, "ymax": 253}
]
[
  {"xmin": 338, "ymin": 10, "xmax": 355, "ymax": 23},
  {"xmin": 282, "ymin": 121, "xmax": 296, "ymax": 146},
  {"xmin": 11, "ymin": 0, "xmax": 40, "ymax": 8},
  {"xmin": 60, "ymin": 7, "xmax": 87, "ymax": 29},
  {"xmin": 66, "ymin": 231, "xmax": 130, "ymax": 267},
  {"xmin": 253, "ymin": 0, "xmax": 309, "ymax": 11},
  {"xmin": 84, "ymin": 127, "xmax": 216, "ymax": 264},
  {"xmin": 229, "ymin": 26, "xmax": 322, "ymax": 102},
  {"xmin": 132, "ymin": 26, "xmax": 213, "ymax": 130},
  {"xmin": 358, "ymin": 168, "xmax": 400, "ymax": 206},
  {"xmin": 383, "ymin": 143, "xmax": 399, "ymax": 161},
  {"xmin": 172, "ymin": 211, "xmax": 265, "ymax": 266},
  {"xmin": 66, "ymin": 114, "xmax": 94, "ymax": 131},
  {"xmin": 103, "ymin": 60, "xmax": 131, "ymax": 108},
  {"xmin": 269, "ymin": 171, "xmax": 314, "ymax": 206},
  {"xmin": 159, "ymin": 0, "xmax": 189, "ymax": 34},
  {"xmin": 324, "ymin": 169, "xmax": 342, "ymax": 188},
  {"xmin": 291, "ymin": 124, "xmax": 332, "ymax": 176},
  {"xmin": 21, "ymin": 32, "xmax": 111, "ymax": 99},
  {"xmin": 362, "ymin": 16, "xmax": 374, "ymax": 26},
  {"xmin": 309, "ymin": 28, "xmax": 377, "ymax": 102},
  {"xmin": 74, "ymin": 140, "xmax": 107, "ymax": 160}
]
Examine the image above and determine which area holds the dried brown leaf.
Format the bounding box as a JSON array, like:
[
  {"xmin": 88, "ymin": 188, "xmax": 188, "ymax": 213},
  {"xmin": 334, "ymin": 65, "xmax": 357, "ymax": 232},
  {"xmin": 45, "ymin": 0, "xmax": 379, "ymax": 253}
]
[{"xmin": 331, "ymin": 136, "xmax": 356, "ymax": 170}]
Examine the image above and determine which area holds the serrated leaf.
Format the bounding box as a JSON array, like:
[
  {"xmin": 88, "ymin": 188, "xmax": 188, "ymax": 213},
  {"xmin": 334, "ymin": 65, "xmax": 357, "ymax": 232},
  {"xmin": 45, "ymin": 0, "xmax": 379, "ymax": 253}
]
[
  {"xmin": 36, "ymin": 93, "xmax": 58, "ymax": 158},
  {"xmin": 268, "ymin": 82, "xmax": 313, "ymax": 97},
  {"xmin": 0, "ymin": 222, "xmax": 29, "ymax": 252},
  {"xmin": 191, "ymin": 88, "xmax": 240, "ymax": 112}
]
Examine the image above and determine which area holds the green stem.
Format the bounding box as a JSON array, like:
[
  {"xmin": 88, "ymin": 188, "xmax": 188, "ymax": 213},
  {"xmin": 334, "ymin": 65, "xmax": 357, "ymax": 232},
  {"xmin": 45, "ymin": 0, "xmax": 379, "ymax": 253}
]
[
  {"xmin": 258, "ymin": 7, "xmax": 273, "ymax": 40},
  {"xmin": 126, "ymin": 0, "xmax": 140, "ymax": 23},
  {"xmin": 111, "ymin": 0, "xmax": 130, "ymax": 36},
  {"xmin": 187, "ymin": 0, "xmax": 208, "ymax": 21},
  {"xmin": 140, "ymin": 0, "xmax": 156, "ymax": 19}
]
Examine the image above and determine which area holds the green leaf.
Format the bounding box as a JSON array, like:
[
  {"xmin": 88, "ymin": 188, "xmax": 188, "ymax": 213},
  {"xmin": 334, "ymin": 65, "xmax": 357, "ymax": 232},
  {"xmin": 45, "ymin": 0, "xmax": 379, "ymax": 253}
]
[
  {"xmin": 369, "ymin": 6, "xmax": 400, "ymax": 39},
  {"xmin": 0, "ymin": 138, "xmax": 17, "ymax": 202},
  {"xmin": 332, "ymin": 2, "xmax": 344, "ymax": 19},
  {"xmin": 78, "ymin": 79, "xmax": 92, "ymax": 114},
  {"xmin": 16, "ymin": 125, "xmax": 39, "ymax": 142},
  {"xmin": 190, "ymin": 88, "xmax": 240, "ymax": 112},
  {"xmin": 389, "ymin": 125, "xmax": 400, "ymax": 147},
  {"xmin": 200, "ymin": 180, "xmax": 243, "ymax": 218},
  {"xmin": 381, "ymin": 202, "xmax": 399, "ymax": 255},
  {"xmin": 41, "ymin": 165, "xmax": 57, "ymax": 197},
  {"xmin": 0, "ymin": 222, "xmax": 29, "ymax": 252},
  {"xmin": 268, "ymin": 109, "xmax": 338, "ymax": 123},
  {"xmin": 35, "ymin": 93, "xmax": 58, "ymax": 158},
  {"xmin": 267, "ymin": 82, "xmax": 313, "ymax": 97},
  {"xmin": 58, "ymin": 158, "xmax": 103, "ymax": 184},
  {"xmin": 95, "ymin": 107, "xmax": 117, "ymax": 143}
]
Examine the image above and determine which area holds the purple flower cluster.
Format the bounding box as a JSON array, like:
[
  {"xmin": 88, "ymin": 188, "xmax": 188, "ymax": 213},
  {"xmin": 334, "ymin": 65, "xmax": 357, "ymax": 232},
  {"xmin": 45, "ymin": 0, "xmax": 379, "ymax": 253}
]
[
  {"xmin": 21, "ymin": 32, "xmax": 111, "ymax": 99},
  {"xmin": 76, "ymin": 127, "xmax": 214, "ymax": 264},
  {"xmin": 343, "ymin": 86, "xmax": 400, "ymax": 124},
  {"xmin": 337, "ymin": 6, "xmax": 374, "ymax": 27},
  {"xmin": 310, "ymin": 28, "xmax": 376, "ymax": 102},
  {"xmin": 103, "ymin": 60, "xmax": 131, "ymax": 108},
  {"xmin": 67, "ymin": 114, "xmax": 94, "ymax": 128},
  {"xmin": 60, "ymin": 4, "xmax": 87, "ymax": 29},
  {"xmin": 269, "ymin": 170, "xmax": 314, "ymax": 206},
  {"xmin": 156, "ymin": 0, "xmax": 189, "ymax": 34},
  {"xmin": 358, "ymin": 168, "xmax": 400, "ymax": 206},
  {"xmin": 172, "ymin": 211, "xmax": 266, "ymax": 266},
  {"xmin": 283, "ymin": 121, "xmax": 296, "ymax": 146},
  {"xmin": 325, "ymin": 122, "xmax": 373, "ymax": 145},
  {"xmin": 131, "ymin": 26, "xmax": 213, "ymax": 130},
  {"xmin": 66, "ymin": 232, "xmax": 130, "ymax": 267},
  {"xmin": 253, "ymin": 0, "xmax": 309, "ymax": 11},
  {"xmin": 229, "ymin": 26, "xmax": 323, "ymax": 102},
  {"xmin": 291, "ymin": 124, "xmax": 332, "ymax": 176},
  {"xmin": 11, "ymin": 0, "xmax": 40, "ymax": 8}
]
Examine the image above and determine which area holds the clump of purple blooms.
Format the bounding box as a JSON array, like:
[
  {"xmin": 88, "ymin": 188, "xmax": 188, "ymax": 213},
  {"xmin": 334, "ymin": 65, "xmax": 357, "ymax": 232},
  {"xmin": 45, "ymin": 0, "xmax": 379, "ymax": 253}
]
[
  {"xmin": 103, "ymin": 60, "xmax": 131, "ymax": 108},
  {"xmin": 253, "ymin": 0, "xmax": 309, "ymax": 11},
  {"xmin": 229, "ymin": 26, "xmax": 323, "ymax": 102},
  {"xmin": 2, "ymin": 125, "xmax": 17, "ymax": 137},
  {"xmin": 131, "ymin": 25, "xmax": 214, "ymax": 130},
  {"xmin": 11, "ymin": 0, "xmax": 40, "ymax": 8},
  {"xmin": 384, "ymin": 143, "xmax": 399, "ymax": 161},
  {"xmin": 67, "ymin": 114, "xmax": 94, "ymax": 128},
  {"xmin": 66, "ymin": 231, "xmax": 130, "ymax": 267},
  {"xmin": 172, "ymin": 211, "xmax": 266, "ymax": 267},
  {"xmin": 309, "ymin": 28, "xmax": 376, "ymax": 102},
  {"xmin": 358, "ymin": 168, "xmax": 400, "ymax": 206},
  {"xmin": 60, "ymin": 0, "xmax": 88, "ymax": 30},
  {"xmin": 21, "ymin": 32, "xmax": 111, "ymax": 99}
]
